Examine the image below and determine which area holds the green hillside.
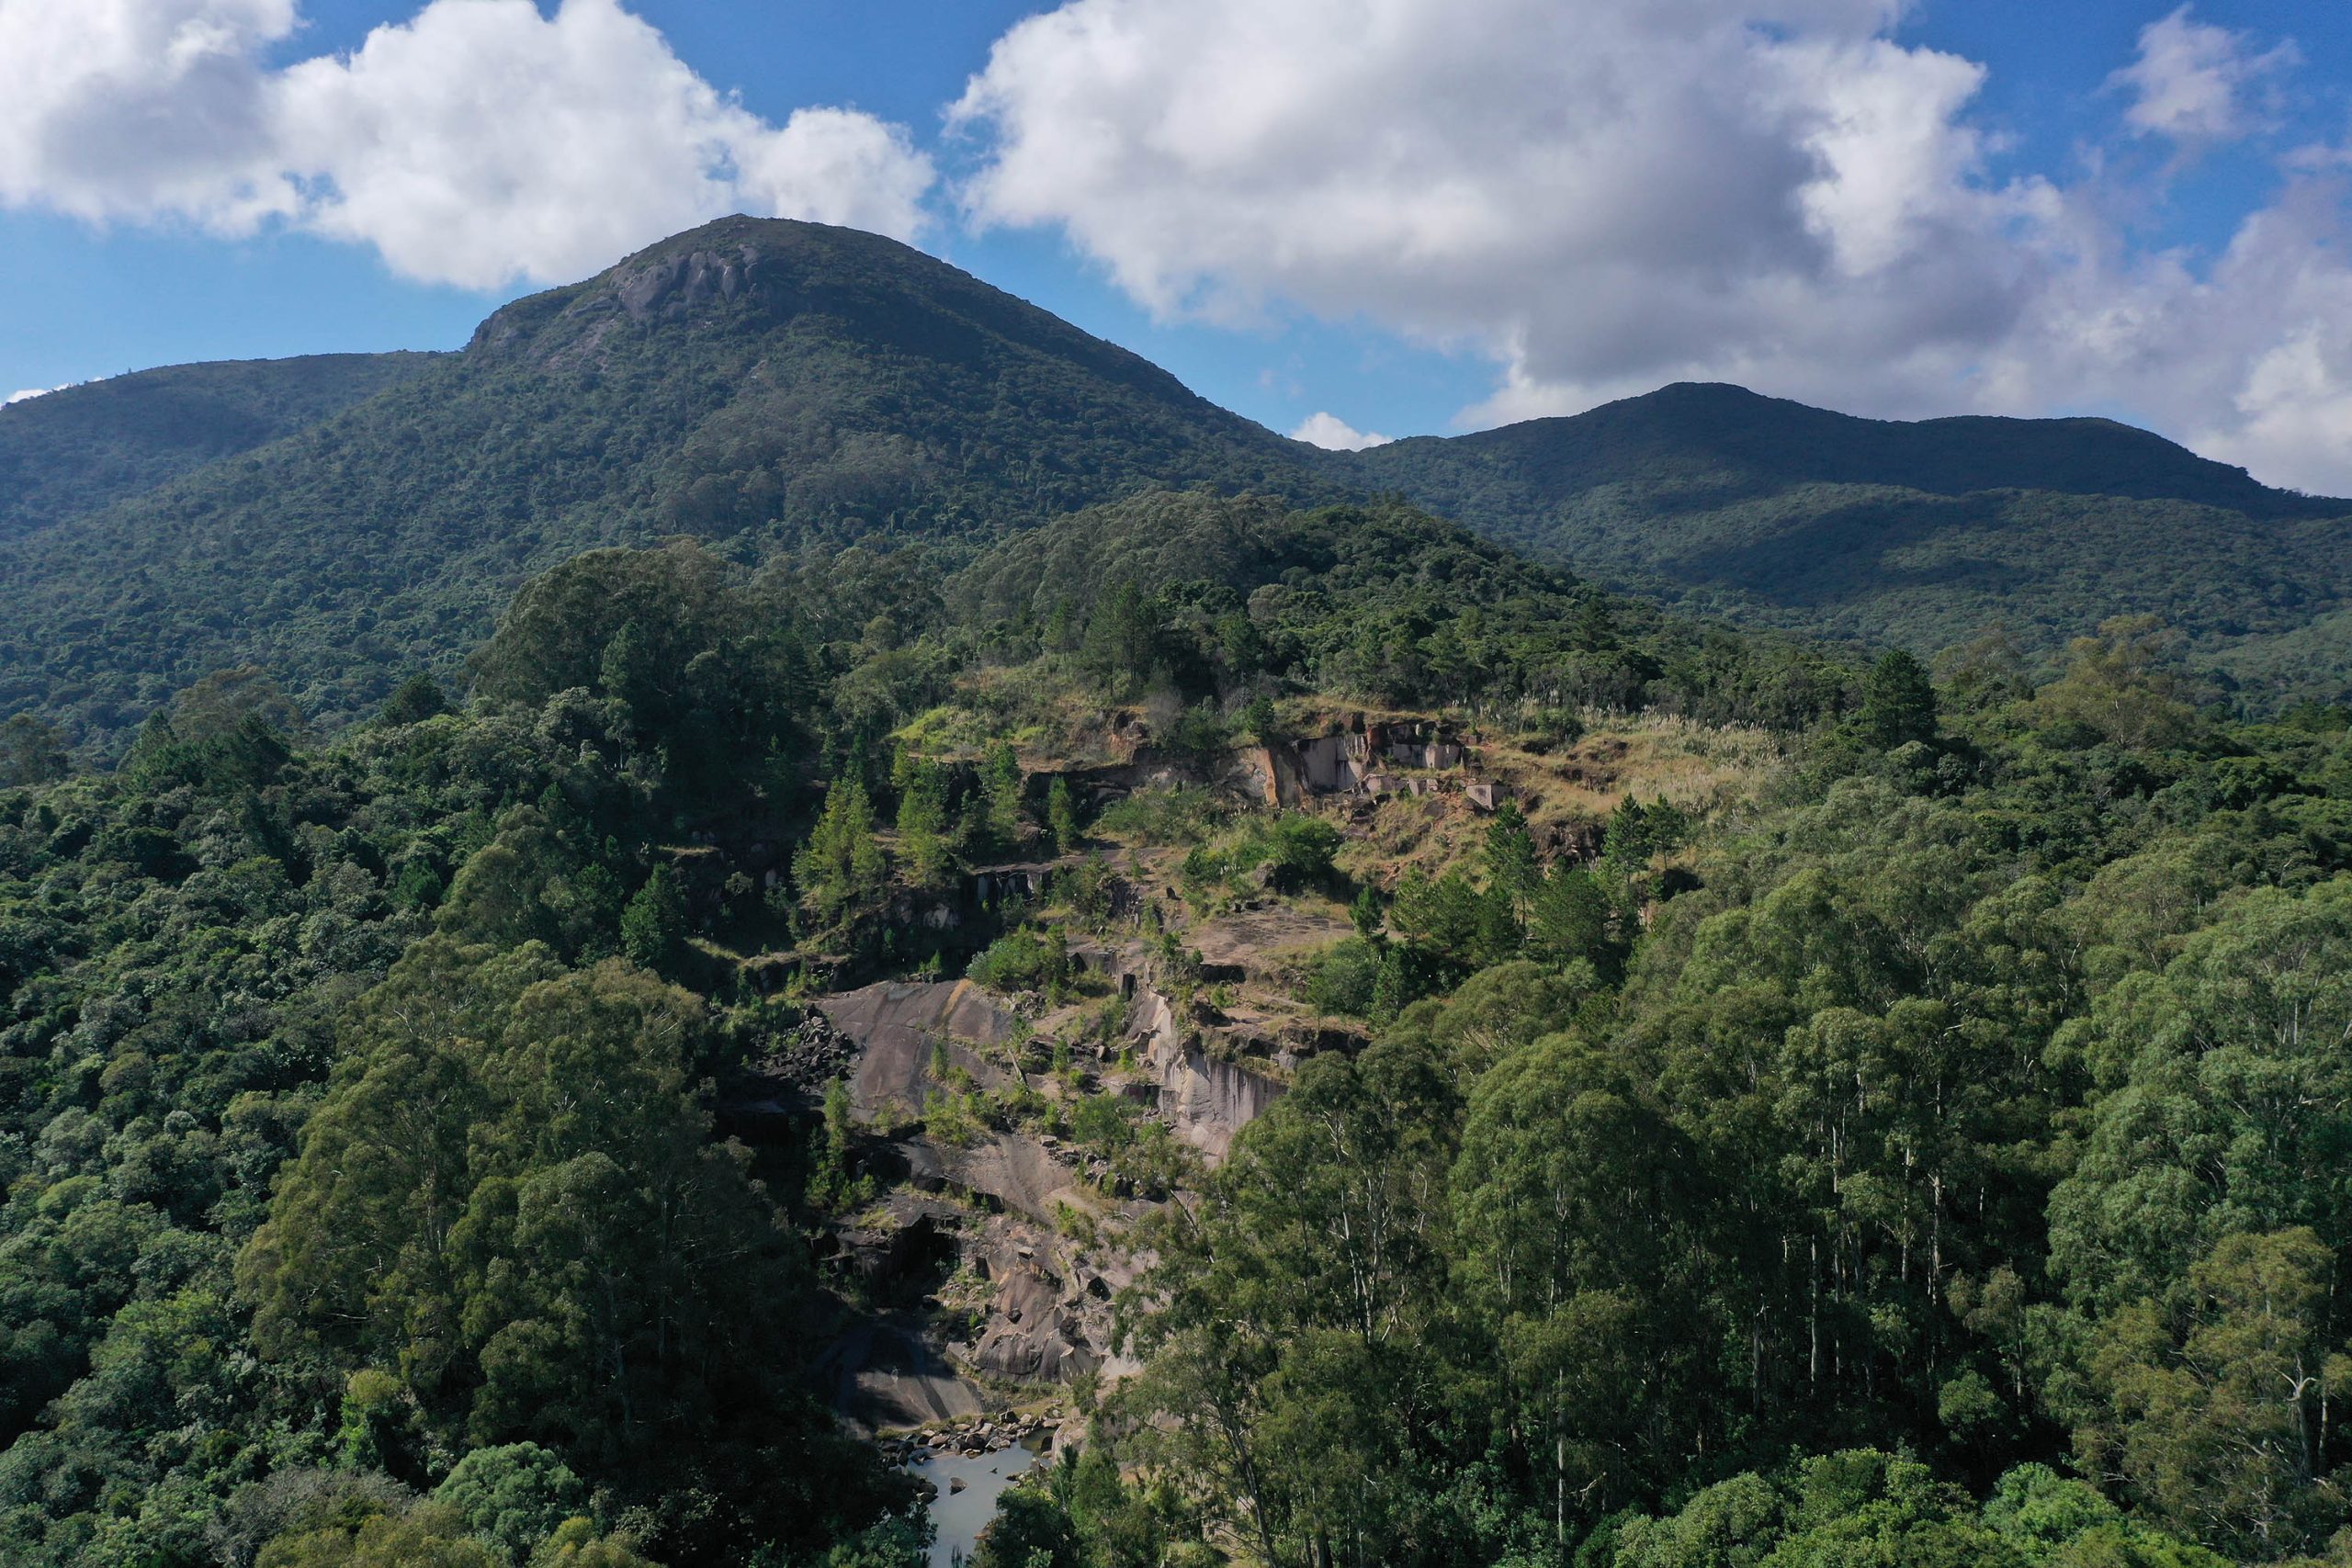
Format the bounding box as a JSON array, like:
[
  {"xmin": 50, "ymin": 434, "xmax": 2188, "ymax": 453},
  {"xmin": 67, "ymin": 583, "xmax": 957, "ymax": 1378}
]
[
  {"xmin": 0, "ymin": 219, "xmax": 1322, "ymax": 743},
  {"xmin": 0, "ymin": 352, "xmax": 437, "ymax": 544},
  {"xmin": 16, "ymin": 221, "xmax": 2352, "ymax": 1568},
  {"xmin": 1341, "ymin": 381, "xmax": 2352, "ymax": 700},
  {"xmin": 10, "ymin": 492, "xmax": 2352, "ymax": 1566}
]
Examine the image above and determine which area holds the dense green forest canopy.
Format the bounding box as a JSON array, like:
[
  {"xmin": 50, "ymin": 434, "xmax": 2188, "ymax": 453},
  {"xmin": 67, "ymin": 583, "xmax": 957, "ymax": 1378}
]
[
  {"xmin": 6, "ymin": 465, "xmax": 2352, "ymax": 1566},
  {"xmin": 10, "ymin": 211, "xmax": 2352, "ymax": 1568},
  {"xmin": 0, "ymin": 496, "xmax": 1854, "ymax": 1566}
]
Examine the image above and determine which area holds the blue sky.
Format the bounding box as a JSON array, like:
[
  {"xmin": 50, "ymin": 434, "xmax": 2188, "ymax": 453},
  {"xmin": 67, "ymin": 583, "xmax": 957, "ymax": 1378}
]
[{"xmin": 4, "ymin": 1, "xmax": 2351, "ymax": 487}]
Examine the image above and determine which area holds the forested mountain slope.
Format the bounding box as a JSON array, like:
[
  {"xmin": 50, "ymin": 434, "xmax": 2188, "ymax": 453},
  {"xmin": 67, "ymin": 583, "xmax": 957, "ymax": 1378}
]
[
  {"xmin": 1340, "ymin": 381, "xmax": 2352, "ymax": 700},
  {"xmin": 12, "ymin": 219, "xmax": 2352, "ymax": 753},
  {"xmin": 0, "ymin": 219, "xmax": 1323, "ymax": 744},
  {"xmin": 9, "ymin": 482, "xmax": 2352, "ymax": 1566},
  {"xmin": 0, "ymin": 494, "xmax": 1861, "ymax": 1567},
  {"xmin": 0, "ymin": 353, "xmax": 437, "ymax": 544}
]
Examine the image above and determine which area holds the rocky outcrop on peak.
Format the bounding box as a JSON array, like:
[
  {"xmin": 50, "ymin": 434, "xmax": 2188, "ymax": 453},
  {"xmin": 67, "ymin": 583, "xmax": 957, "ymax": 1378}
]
[{"xmin": 612, "ymin": 244, "xmax": 762, "ymax": 324}]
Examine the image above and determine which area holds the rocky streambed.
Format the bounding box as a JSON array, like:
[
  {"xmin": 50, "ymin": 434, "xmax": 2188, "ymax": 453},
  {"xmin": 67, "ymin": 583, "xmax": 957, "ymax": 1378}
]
[{"xmin": 887, "ymin": 1411, "xmax": 1069, "ymax": 1568}]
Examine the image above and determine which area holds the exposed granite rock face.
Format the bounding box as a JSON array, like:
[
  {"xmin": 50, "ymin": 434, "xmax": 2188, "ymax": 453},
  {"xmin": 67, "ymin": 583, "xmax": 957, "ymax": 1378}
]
[
  {"xmin": 806, "ymin": 953, "xmax": 1292, "ymax": 1427},
  {"xmin": 614, "ymin": 245, "xmax": 760, "ymax": 323},
  {"xmin": 815, "ymin": 1314, "xmax": 984, "ymax": 1433},
  {"xmin": 812, "ymin": 1152, "xmax": 1134, "ymax": 1427},
  {"xmin": 471, "ymin": 242, "xmax": 779, "ymax": 363},
  {"xmin": 960, "ymin": 1218, "xmax": 1133, "ymax": 1385},
  {"xmin": 819, "ymin": 979, "xmax": 1021, "ymax": 1121},
  {"xmin": 1114, "ymin": 978, "xmax": 1290, "ymax": 1158},
  {"xmin": 900, "ymin": 1133, "xmax": 1079, "ymax": 1224},
  {"xmin": 834, "ymin": 1198, "xmax": 962, "ymax": 1302},
  {"xmin": 1212, "ymin": 743, "xmax": 1283, "ymax": 807},
  {"xmin": 1150, "ymin": 1044, "xmax": 1287, "ymax": 1161}
]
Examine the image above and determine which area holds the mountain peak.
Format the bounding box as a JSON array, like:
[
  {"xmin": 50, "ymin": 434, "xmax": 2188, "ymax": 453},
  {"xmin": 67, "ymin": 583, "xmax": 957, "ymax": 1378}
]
[
  {"xmin": 458, "ymin": 216, "xmax": 1224, "ymax": 421},
  {"xmin": 466, "ymin": 217, "xmax": 928, "ymax": 357},
  {"xmin": 0, "ymin": 217, "xmax": 1314, "ymax": 739}
]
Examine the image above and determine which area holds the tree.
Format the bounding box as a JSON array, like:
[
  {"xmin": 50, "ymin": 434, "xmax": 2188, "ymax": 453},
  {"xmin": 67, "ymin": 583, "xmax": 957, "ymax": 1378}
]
[
  {"xmin": 526, "ymin": 1519, "xmax": 662, "ymax": 1568},
  {"xmin": 469, "ymin": 544, "xmax": 734, "ymax": 709},
  {"xmin": 432, "ymin": 1443, "xmax": 585, "ymax": 1564},
  {"xmin": 1642, "ymin": 798, "xmax": 1690, "ymax": 871},
  {"xmin": 1114, "ymin": 1043, "xmax": 1467, "ymax": 1567},
  {"xmin": 2079, "ymin": 1230, "xmax": 2351, "ymax": 1560},
  {"xmin": 0, "ymin": 712, "xmax": 68, "ymax": 784},
  {"xmin": 597, "ymin": 619, "xmax": 657, "ymax": 717},
  {"xmin": 1385, "ymin": 960, "xmax": 1596, "ymax": 1079},
  {"xmin": 240, "ymin": 947, "xmax": 812, "ymax": 1474},
  {"xmin": 1453, "ymin": 1034, "xmax": 1694, "ymax": 1540},
  {"xmin": 2033, "ymin": 615, "xmax": 2198, "ymax": 749},
  {"xmin": 1259, "ymin": 814, "xmax": 1341, "ymax": 892},
  {"xmin": 1046, "ymin": 775, "xmax": 1080, "ymax": 856},
  {"xmin": 1600, "ymin": 795, "xmax": 1651, "ymax": 875},
  {"xmin": 619, "ymin": 866, "xmax": 686, "ymax": 969},
  {"xmin": 2049, "ymin": 881, "xmax": 2352, "ymax": 1316},
  {"xmin": 1081, "ymin": 579, "xmax": 1159, "ymax": 694},
  {"xmin": 797, "ymin": 779, "xmax": 888, "ymax": 925},
  {"xmin": 981, "ymin": 742, "xmax": 1025, "ymax": 851},
  {"xmin": 168, "ymin": 664, "xmax": 308, "ymax": 742},
  {"xmin": 257, "ymin": 1503, "xmax": 504, "ymax": 1568},
  {"xmin": 1240, "ymin": 692, "xmax": 1279, "ymax": 742},
  {"xmin": 380, "ymin": 673, "xmax": 452, "ymax": 727},
  {"xmin": 1389, "ymin": 868, "xmax": 1484, "ymax": 972},
  {"xmin": 1483, "ymin": 800, "xmax": 1541, "ymax": 912},
  {"xmin": 894, "ymin": 750, "xmax": 954, "ymax": 888},
  {"xmin": 1528, "ymin": 862, "xmax": 1612, "ymax": 975},
  {"xmin": 1857, "ymin": 649, "xmax": 1939, "ymax": 749},
  {"xmin": 971, "ymin": 1490, "xmax": 1085, "ymax": 1568}
]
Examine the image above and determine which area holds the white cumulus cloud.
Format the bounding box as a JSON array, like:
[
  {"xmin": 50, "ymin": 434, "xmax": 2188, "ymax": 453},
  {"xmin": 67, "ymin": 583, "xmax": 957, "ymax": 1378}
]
[
  {"xmin": 0, "ymin": 0, "xmax": 935, "ymax": 289},
  {"xmin": 952, "ymin": 0, "xmax": 2038, "ymax": 389},
  {"xmin": 4, "ymin": 386, "xmax": 62, "ymax": 406},
  {"xmin": 953, "ymin": 0, "xmax": 2352, "ymax": 493},
  {"xmin": 2109, "ymin": 6, "xmax": 2298, "ymax": 144},
  {"xmin": 0, "ymin": 0, "xmax": 297, "ymax": 228},
  {"xmin": 1290, "ymin": 412, "xmax": 1390, "ymax": 450}
]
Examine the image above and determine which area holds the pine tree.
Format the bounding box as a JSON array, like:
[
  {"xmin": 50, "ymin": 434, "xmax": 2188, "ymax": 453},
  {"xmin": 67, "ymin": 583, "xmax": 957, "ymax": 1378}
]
[
  {"xmin": 1601, "ymin": 795, "xmax": 1649, "ymax": 868},
  {"xmin": 1047, "ymin": 775, "xmax": 1079, "ymax": 855},
  {"xmin": 982, "ymin": 742, "xmax": 1024, "ymax": 851},
  {"xmin": 1240, "ymin": 692, "xmax": 1279, "ymax": 742},
  {"xmin": 894, "ymin": 749, "xmax": 953, "ymax": 888},
  {"xmin": 1530, "ymin": 861, "xmax": 1611, "ymax": 973},
  {"xmin": 1857, "ymin": 648, "xmax": 1939, "ymax": 749},
  {"xmin": 1484, "ymin": 800, "xmax": 1541, "ymax": 911},
  {"xmin": 620, "ymin": 864, "xmax": 685, "ymax": 968},
  {"xmin": 1081, "ymin": 579, "xmax": 1158, "ymax": 694},
  {"xmin": 796, "ymin": 779, "xmax": 888, "ymax": 923}
]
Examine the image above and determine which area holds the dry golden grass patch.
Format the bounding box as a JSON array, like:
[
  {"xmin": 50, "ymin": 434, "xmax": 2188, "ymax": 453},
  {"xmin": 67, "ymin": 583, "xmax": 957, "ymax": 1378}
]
[
  {"xmin": 897, "ymin": 664, "xmax": 1139, "ymax": 767},
  {"xmin": 1493, "ymin": 710, "xmax": 1784, "ymax": 835},
  {"xmin": 1329, "ymin": 710, "xmax": 1785, "ymax": 888}
]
